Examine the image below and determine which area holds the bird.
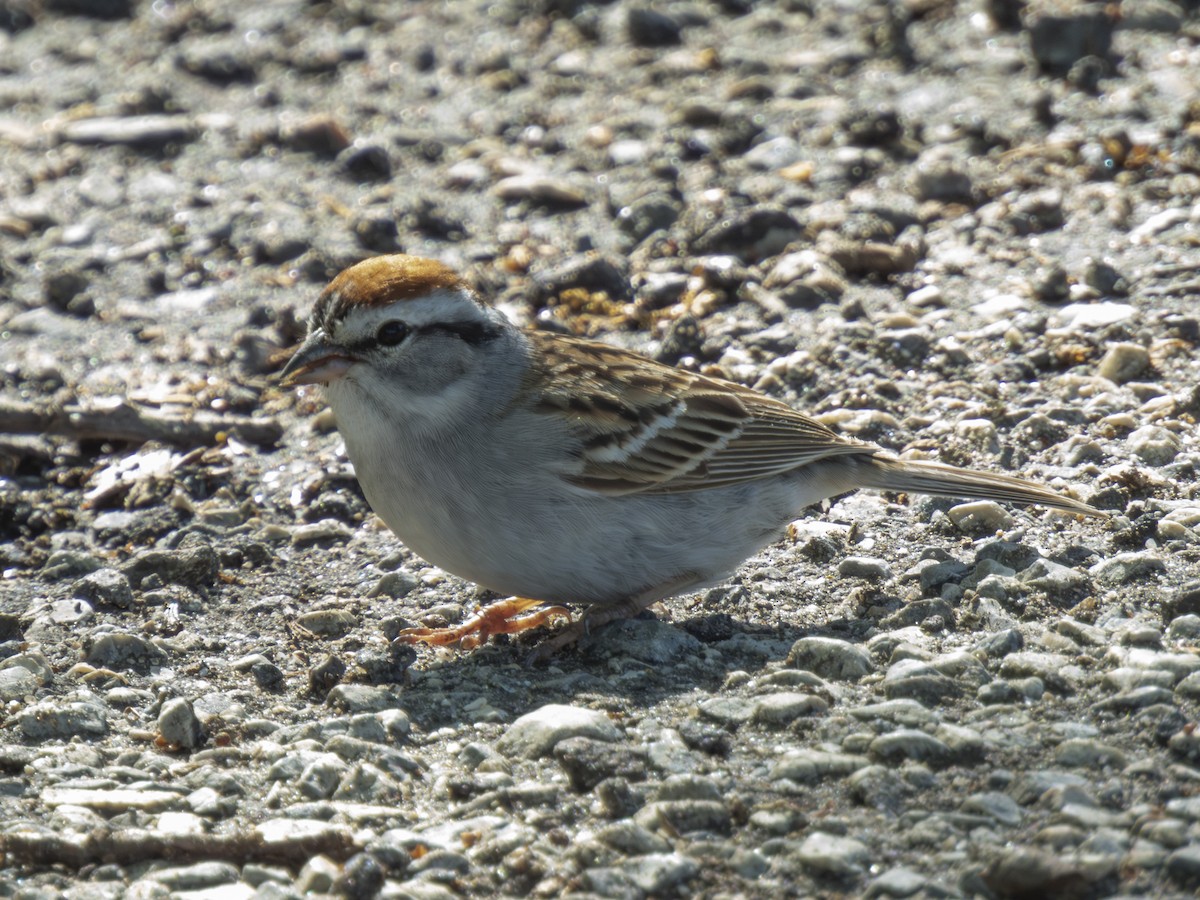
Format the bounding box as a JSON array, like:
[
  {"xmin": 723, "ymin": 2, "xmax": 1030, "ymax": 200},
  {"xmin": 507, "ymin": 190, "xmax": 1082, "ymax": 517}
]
[{"xmin": 279, "ymin": 254, "xmax": 1103, "ymax": 656}]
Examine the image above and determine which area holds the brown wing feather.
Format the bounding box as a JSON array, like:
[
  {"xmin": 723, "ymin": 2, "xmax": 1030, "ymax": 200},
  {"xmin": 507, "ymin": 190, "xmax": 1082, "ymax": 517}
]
[{"xmin": 523, "ymin": 331, "xmax": 875, "ymax": 495}]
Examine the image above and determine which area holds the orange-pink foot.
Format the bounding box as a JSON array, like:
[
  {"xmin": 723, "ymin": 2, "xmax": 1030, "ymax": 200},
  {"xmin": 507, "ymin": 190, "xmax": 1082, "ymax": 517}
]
[{"xmin": 395, "ymin": 597, "xmax": 572, "ymax": 651}]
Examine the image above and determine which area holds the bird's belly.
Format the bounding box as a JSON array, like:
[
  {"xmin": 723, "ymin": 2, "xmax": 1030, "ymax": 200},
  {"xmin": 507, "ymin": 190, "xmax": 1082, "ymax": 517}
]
[
  {"xmin": 360, "ymin": 480, "xmax": 606, "ymax": 603},
  {"xmin": 355, "ymin": 457, "xmax": 800, "ymax": 606}
]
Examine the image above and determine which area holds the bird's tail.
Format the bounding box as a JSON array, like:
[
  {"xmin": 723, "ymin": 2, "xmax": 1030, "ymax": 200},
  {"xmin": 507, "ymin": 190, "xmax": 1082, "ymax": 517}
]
[{"xmin": 856, "ymin": 456, "xmax": 1104, "ymax": 517}]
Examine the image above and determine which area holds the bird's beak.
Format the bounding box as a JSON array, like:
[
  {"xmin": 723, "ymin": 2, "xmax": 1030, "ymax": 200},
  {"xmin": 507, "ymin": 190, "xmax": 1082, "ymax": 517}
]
[{"xmin": 278, "ymin": 330, "xmax": 356, "ymax": 387}]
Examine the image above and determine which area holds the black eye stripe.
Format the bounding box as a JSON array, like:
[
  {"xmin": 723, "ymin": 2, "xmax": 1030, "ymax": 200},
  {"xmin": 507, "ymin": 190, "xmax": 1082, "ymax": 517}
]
[
  {"xmin": 342, "ymin": 320, "xmax": 501, "ymax": 354},
  {"xmin": 416, "ymin": 322, "xmax": 500, "ymax": 346}
]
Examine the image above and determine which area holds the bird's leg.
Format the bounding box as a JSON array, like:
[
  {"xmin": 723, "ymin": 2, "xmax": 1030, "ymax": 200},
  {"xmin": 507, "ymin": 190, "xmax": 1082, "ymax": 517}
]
[
  {"xmin": 525, "ymin": 574, "xmax": 700, "ymax": 664},
  {"xmin": 395, "ymin": 597, "xmax": 572, "ymax": 651}
]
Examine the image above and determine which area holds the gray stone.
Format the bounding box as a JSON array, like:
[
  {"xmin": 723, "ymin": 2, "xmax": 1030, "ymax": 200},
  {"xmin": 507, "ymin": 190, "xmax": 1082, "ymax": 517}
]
[
  {"xmin": 982, "ymin": 846, "xmax": 1095, "ymax": 898},
  {"xmin": 619, "ymin": 852, "xmax": 699, "ymax": 894},
  {"xmin": 554, "ymin": 737, "xmax": 647, "ymax": 792},
  {"xmin": 1097, "ymin": 342, "xmax": 1150, "ymax": 383},
  {"xmin": 1119, "ymin": 623, "xmax": 1163, "ymax": 647},
  {"xmin": 863, "ymin": 866, "xmax": 929, "ymax": 898},
  {"xmin": 787, "ymin": 636, "xmax": 873, "ymax": 681},
  {"xmin": 332, "ymin": 761, "xmax": 400, "ymax": 803},
  {"xmin": 847, "ymin": 699, "xmax": 934, "ymax": 727},
  {"xmin": 73, "ymin": 568, "xmax": 134, "ymax": 608},
  {"xmin": 962, "ymin": 557, "xmax": 1017, "ymax": 590},
  {"xmin": 752, "ymin": 692, "xmax": 829, "ymax": 727},
  {"xmin": 838, "ymin": 556, "xmax": 892, "ymax": 580},
  {"xmin": 910, "ymin": 150, "xmax": 974, "ymax": 204},
  {"xmin": 626, "ymin": 202, "xmax": 686, "ymax": 257},
  {"xmin": 584, "ymin": 618, "xmax": 702, "ymax": 665},
  {"xmin": 0, "ymin": 667, "xmax": 40, "ymax": 701},
  {"xmin": 1128, "ymin": 425, "xmax": 1182, "ymax": 465},
  {"xmin": 19, "ymin": 697, "xmax": 108, "ymax": 739},
  {"xmin": 290, "ymin": 520, "xmax": 353, "ymax": 546},
  {"xmin": 653, "ymin": 774, "xmax": 723, "ymax": 803},
  {"xmin": 157, "ymin": 698, "xmax": 204, "ymax": 750},
  {"xmin": 935, "ymin": 723, "xmax": 987, "ymax": 763},
  {"xmin": 769, "ymin": 750, "xmax": 870, "ymax": 783},
  {"xmin": 148, "ymin": 861, "xmax": 239, "ymax": 889},
  {"xmin": 1055, "ymin": 617, "xmax": 1107, "ymax": 647},
  {"xmin": 492, "ymin": 173, "xmax": 588, "ymax": 207},
  {"xmin": 496, "ymin": 704, "xmax": 622, "ymax": 759},
  {"xmin": 1018, "ymin": 559, "xmax": 1090, "ymax": 599},
  {"xmin": 295, "ymin": 854, "xmax": 341, "ymax": 894},
  {"xmin": 186, "ymin": 786, "xmax": 226, "ymax": 817},
  {"xmin": 795, "ymin": 831, "xmax": 870, "ymax": 877},
  {"xmin": 42, "ymin": 550, "xmax": 104, "ymax": 580},
  {"xmin": 998, "ymin": 652, "xmax": 1075, "ymax": 693},
  {"xmin": 884, "ymin": 657, "xmax": 945, "ymax": 680},
  {"xmin": 962, "ymin": 791, "xmax": 1023, "ymax": 827},
  {"xmin": 948, "ymin": 501, "xmax": 1013, "ymax": 533},
  {"xmin": 1142, "ymin": 817, "xmax": 1189, "ymax": 848},
  {"xmin": 976, "ymin": 540, "xmax": 1040, "ymax": 572},
  {"xmin": 976, "ymin": 628, "xmax": 1024, "ymax": 658},
  {"xmin": 1166, "ymin": 845, "xmax": 1200, "ymax": 889},
  {"xmin": 85, "ymin": 632, "xmax": 168, "ymax": 669},
  {"xmin": 43, "ymin": 787, "xmax": 178, "ymax": 812},
  {"xmin": 978, "ymin": 680, "xmax": 1022, "ymax": 705},
  {"xmin": 594, "ymin": 821, "xmax": 671, "ymax": 855},
  {"xmin": 1058, "ymin": 802, "xmax": 1128, "ymax": 830},
  {"xmin": 324, "ymin": 684, "xmax": 399, "ymax": 713},
  {"xmin": 367, "ymin": 571, "xmax": 420, "ymax": 598},
  {"xmin": 1008, "ymin": 770, "xmax": 1092, "ymax": 806},
  {"xmin": 919, "ymin": 559, "xmax": 969, "ymax": 592},
  {"xmin": 691, "ymin": 205, "xmax": 803, "ymax": 261},
  {"xmin": 1119, "ymin": 648, "xmax": 1200, "ymax": 682},
  {"xmin": 298, "ymin": 754, "xmax": 350, "ymax": 800},
  {"xmin": 634, "ymin": 799, "xmax": 730, "ymax": 834},
  {"xmin": 1011, "ymin": 676, "xmax": 1046, "ymax": 700},
  {"xmin": 1089, "ymin": 551, "xmax": 1167, "ymax": 585},
  {"xmin": 883, "ymin": 673, "xmax": 961, "ymax": 705},
  {"xmin": 697, "ymin": 696, "xmax": 756, "ymax": 726},
  {"xmin": 1168, "ymin": 614, "xmax": 1200, "ymax": 640},
  {"xmin": 846, "ymin": 765, "xmax": 909, "ymax": 814},
  {"xmin": 1176, "ymin": 672, "xmax": 1200, "ymax": 699},
  {"xmin": 870, "ymin": 729, "xmax": 954, "ymax": 767},
  {"xmin": 1092, "ymin": 685, "xmax": 1175, "ymax": 711},
  {"xmin": 0, "ymin": 650, "xmax": 52, "ymax": 687},
  {"xmin": 880, "ymin": 598, "xmax": 955, "ymax": 630},
  {"xmin": 930, "ymin": 650, "xmax": 990, "ymax": 686},
  {"xmin": 45, "ymin": 598, "xmax": 95, "ymax": 625},
  {"xmin": 1054, "ymin": 738, "xmax": 1128, "ymax": 769},
  {"xmin": 749, "ymin": 806, "xmax": 807, "ymax": 835},
  {"xmin": 1166, "ymin": 797, "xmax": 1200, "ymax": 822},
  {"xmin": 296, "ymin": 608, "xmax": 357, "ymax": 637},
  {"xmin": 745, "ymin": 136, "xmax": 803, "ymax": 171},
  {"xmin": 122, "ymin": 540, "xmax": 219, "ymax": 588}
]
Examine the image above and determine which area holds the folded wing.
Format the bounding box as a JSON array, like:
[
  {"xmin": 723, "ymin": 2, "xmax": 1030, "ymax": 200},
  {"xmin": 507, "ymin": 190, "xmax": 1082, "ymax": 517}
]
[{"xmin": 525, "ymin": 331, "xmax": 876, "ymax": 495}]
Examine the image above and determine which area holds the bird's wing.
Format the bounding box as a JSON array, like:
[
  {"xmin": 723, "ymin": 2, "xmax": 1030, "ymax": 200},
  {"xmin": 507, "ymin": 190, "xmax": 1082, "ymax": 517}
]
[{"xmin": 523, "ymin": 331, "xmax": 876, "ymax": 495}]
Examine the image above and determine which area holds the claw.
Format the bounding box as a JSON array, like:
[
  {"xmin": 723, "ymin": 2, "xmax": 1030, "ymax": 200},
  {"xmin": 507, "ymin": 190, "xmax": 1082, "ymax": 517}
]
[{"xmin": 395, "ymin": 597, "xmax": 572, "ymax": 650}]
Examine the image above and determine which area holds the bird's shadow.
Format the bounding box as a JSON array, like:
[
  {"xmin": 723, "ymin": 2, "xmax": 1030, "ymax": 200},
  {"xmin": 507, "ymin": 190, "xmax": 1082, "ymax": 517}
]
[{"xmin": 391, "ymin": 610, "xmax": 872, "ymax": 732}]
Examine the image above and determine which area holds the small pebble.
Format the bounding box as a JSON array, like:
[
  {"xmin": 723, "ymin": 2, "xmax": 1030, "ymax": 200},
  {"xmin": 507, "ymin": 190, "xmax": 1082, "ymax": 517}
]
[{"xmin": 157, "ymin": 697, "xmax": 204, "ymax": 750}]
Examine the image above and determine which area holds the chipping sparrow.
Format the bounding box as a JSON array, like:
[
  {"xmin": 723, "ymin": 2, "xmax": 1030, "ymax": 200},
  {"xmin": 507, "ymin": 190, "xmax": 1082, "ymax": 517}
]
[{"xmin": 280, "ymin": 255, "xmax": 1103, "ymax": 654}]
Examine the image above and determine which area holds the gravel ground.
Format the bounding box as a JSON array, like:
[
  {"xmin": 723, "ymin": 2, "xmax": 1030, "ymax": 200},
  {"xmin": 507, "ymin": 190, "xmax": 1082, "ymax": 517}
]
[{"xmin": 3, "ymin": 0, "xmax": 1200, "ymax": 897}]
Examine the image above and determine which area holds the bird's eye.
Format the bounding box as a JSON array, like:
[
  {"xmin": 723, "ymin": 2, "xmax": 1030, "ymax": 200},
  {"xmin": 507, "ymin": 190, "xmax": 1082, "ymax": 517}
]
[{"xmin": 376, "ymin": 320, "xmax": 409, "ymax": 347}]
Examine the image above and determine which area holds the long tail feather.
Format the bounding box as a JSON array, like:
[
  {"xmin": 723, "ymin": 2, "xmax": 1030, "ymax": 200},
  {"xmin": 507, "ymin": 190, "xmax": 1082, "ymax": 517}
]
[{"xmin": 857, "ymin": 456, "xmax": 1104, "ymax": 517}]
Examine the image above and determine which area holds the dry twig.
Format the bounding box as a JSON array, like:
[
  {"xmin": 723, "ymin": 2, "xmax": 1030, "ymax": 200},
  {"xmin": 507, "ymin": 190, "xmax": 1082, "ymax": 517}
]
[
  {"xmin": 0, "ymin": 826, "xmax": 357, "ymax": 868},
  {"xmin": 0, "ymin": 399, "xmax": 283, "ymax": 448}
]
